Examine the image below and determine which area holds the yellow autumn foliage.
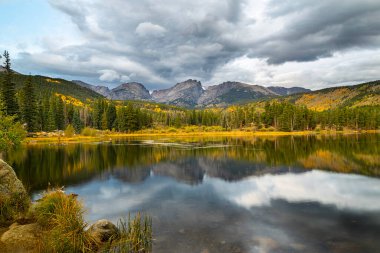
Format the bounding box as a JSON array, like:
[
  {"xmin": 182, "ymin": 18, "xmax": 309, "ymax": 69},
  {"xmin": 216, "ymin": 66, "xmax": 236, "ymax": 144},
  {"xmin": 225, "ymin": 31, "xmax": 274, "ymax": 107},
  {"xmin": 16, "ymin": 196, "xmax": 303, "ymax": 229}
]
[
  {"xmin": 55, "ymin": 93, "xmax": 84, "ymax": 107},
  {"xmin": 45, "ymin": 78, "xmax": 61, "ymax": 84}
]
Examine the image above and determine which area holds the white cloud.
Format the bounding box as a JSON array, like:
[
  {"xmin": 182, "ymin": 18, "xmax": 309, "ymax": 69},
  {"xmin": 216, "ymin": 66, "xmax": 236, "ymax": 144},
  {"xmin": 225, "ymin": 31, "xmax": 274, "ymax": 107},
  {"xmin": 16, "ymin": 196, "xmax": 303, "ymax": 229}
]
[
  {"xmin": 209, "ymin": 170, "xmax": 380, "ymax": 211},
  {"xmin": 135, "ymin": 22, "xmax": 167, "ymax": 37},
  {"xmin": 208, "ymin": 49, "xmax": 380, "ymax": 89},
  {"xmin": 98, "ymin": 69, "xmax": 120, "ymax": 82}
]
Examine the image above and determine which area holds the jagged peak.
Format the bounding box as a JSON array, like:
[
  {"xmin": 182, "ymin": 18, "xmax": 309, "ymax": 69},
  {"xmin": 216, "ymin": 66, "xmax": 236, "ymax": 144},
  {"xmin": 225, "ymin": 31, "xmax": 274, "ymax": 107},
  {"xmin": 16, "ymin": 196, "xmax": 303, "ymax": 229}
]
[{"xmin": 173, "ymin": 79, "xmax": 202, "ymax": 87}]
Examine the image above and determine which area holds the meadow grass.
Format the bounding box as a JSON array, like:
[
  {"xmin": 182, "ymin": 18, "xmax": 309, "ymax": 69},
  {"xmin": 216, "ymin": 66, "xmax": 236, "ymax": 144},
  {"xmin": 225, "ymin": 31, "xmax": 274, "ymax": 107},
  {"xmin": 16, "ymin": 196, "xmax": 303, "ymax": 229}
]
[{"xmin": 25, "ymin": 128, "xmax": 380, "ymax": 145}]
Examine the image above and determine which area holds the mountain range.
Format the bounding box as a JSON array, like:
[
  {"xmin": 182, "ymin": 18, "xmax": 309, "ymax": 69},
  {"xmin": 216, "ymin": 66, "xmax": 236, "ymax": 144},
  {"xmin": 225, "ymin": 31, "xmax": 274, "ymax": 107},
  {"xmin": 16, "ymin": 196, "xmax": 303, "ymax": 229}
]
[
  {"xmin": 74, "ymin": 79, "xmax": 311, "ymax": 107},
  {"xmin": 1, "ymin": 69, "xmax": 379, "ymax": 110}
]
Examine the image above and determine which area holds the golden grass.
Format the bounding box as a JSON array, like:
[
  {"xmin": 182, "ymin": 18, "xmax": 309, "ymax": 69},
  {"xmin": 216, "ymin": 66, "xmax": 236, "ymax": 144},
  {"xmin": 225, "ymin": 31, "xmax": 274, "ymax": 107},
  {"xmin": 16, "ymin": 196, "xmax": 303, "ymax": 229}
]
[
  {"xmin": 25, "ymin": 129, "xmax": 380, "ymax": 145},
  {"xmin": 32, "ymin": 190, "xmax": 97, "ymax": 252}
]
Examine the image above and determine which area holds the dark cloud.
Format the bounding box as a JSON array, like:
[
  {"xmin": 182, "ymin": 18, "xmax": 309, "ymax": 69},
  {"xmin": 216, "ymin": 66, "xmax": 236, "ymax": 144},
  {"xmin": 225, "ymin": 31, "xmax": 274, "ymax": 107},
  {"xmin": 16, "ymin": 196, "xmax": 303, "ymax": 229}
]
[
  {"xmin": 262, "ymin": 0, "xmax": 380, "ymax": 63},
  {"xmin": 12, "ymin": 0, "xmax": 380, "ymax": 89}
]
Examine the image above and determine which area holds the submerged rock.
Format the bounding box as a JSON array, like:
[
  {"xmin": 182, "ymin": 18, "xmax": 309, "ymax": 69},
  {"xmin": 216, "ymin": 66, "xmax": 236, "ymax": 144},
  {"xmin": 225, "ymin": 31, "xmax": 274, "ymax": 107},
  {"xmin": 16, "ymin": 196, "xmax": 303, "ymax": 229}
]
[
  {"xmin": 88, "ymin": 219, "xmax": 119, "ymax": 242},
  {"xmin": 0, "ymin": 223, "xmax": 42, "ymax": 253}
]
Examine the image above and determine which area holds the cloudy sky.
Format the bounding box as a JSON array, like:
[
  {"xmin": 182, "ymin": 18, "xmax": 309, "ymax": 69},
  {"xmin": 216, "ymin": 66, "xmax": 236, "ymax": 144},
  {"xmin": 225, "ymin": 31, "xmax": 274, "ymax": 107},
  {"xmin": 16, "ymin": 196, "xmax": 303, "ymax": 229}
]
[{"xmin": 1, "ymin": 0, "xmax": 380, "ymax": 90}]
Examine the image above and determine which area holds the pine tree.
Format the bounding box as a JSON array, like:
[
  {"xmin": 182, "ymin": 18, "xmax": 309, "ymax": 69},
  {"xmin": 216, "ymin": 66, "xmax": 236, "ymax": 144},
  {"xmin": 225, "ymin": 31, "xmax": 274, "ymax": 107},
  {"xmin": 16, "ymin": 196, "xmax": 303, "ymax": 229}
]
[
  {"xmin": 125, "ymin": 103, "xmax": 138, "ymax": 131},
  {"xmin": 106, "ymin": 103, "xmax": 117, "ymax": 130},
  {"xmin": 117, "ymin": 106, "xmax": 127, "ymax": 132},
  {"xmin": 1, "ymin": 51, "xmax": 19, "ymax": 116},
  {"xmin": 72, "ymin": 109, "xmax": 83, "ymax": 133},
  {"xmin": 21, "ymin": 76, "xmax": 37, "ymax": 132},
  {"xmin": 101, "ymin": 111, "xmax": 108, "ymax": 130},
  {"xmin": 47, "ymin": 97, "xmax": 56, "ymax": 131},
  {"xmin": 41, "ymin": 96, "xmax": 50, "ymax": 131},
  {"xmin": 55, "ymin": 96, "xmax": 65, "ymax": 130}
]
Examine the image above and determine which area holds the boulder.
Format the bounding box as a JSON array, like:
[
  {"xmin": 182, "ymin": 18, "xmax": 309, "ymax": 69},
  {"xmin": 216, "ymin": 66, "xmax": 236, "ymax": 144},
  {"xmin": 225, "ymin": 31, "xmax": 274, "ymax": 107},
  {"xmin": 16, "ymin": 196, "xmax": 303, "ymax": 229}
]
[
  {"xmin": 88, "ymin": 219, "xmax": 119, "ymax": 243},
  {"xmin": 0, "ymin": 223, "xmax": 42, "ymax": 253},
  {"xmin": 0, "ymin": 159, "xmax": 29, "ymax": 224},
  {"xmin": 0, "ymin": 159, "xmax": 26, "ymax": 196}
]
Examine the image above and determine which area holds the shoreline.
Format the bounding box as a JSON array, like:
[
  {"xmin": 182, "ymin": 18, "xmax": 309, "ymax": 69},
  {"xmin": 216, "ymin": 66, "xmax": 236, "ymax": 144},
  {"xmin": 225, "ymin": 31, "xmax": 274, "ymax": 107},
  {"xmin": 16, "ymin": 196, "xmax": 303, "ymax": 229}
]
[{"xmin": 24, "ymin": 129, "xmax": 380, "ymax": 145}]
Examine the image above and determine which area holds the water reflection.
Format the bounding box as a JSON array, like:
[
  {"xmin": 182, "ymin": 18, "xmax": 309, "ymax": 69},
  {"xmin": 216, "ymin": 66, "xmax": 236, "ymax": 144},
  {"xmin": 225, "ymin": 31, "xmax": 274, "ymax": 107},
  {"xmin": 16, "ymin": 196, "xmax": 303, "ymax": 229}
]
[
  {"xmin": 4, "ymin": 134, "xmax": 380, "ymax": 192},
  {"xmin": 3, "ymin": 134, "xmax": 380, "ymax": 253},
  {"xmin": 60, "ymin": 171, "xmax": 380, "ymax": 253}
]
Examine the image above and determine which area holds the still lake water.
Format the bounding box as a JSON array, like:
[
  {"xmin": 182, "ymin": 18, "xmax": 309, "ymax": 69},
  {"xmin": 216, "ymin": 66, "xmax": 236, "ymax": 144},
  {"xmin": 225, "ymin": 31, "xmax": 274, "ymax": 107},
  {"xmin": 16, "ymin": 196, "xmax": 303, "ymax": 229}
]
[{"xmin": 4, "ymin": 134, "xmax": 380, "ymax": 253}]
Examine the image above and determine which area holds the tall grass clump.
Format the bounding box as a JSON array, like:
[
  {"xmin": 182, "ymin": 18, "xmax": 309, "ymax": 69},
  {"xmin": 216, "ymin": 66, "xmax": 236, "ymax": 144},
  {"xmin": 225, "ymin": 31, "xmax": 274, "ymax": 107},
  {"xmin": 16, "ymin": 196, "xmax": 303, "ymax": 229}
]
[
  {"xmin": 33, "ymin": 190, "xmax": 97, "ymax": 252},
  {"xmin": 105, "ymin": 213, "xmax": 152, "ymax": 253}
]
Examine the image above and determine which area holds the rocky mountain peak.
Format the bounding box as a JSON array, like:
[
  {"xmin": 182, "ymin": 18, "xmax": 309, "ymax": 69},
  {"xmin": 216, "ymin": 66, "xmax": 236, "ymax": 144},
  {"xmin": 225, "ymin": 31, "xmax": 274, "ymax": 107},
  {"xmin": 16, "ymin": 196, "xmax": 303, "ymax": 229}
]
[
  {"xmin": 111, "ymin": 82, "xmax": 151, "ymax": 100},
  {"xmin": 197, "ymin": 81, "xmax": 278, "ymax": 107},
  {"xmin": 151, "ymin": 79, "xmax": 204, "ymax": 107},
  {"xmin": 72, "ymin": 78, "xmax": 314, "ymax": 108}
]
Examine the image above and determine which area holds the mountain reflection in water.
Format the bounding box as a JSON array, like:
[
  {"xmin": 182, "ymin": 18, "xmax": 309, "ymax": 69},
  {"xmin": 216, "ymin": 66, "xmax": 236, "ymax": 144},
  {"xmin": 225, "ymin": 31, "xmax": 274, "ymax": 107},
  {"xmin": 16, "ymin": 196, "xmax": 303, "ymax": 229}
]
[{"xmin": 4, "ymin": 134, "xmax": 380, "ymax": 253}]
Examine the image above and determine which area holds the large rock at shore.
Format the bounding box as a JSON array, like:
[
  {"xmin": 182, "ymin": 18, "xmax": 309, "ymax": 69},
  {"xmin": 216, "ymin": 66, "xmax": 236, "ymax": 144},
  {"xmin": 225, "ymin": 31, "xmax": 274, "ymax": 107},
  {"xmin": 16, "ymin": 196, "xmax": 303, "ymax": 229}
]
[
  {"xmin": 0, "ymin": 159, "xmax": 29, "ymax": 223},
  {"xmin": 0, "ymin": 223, "xmax": 42, "ymax": 253},
  {"xmin": 88, "ymin": 219, "xmax": 119, "ymax": 243}
]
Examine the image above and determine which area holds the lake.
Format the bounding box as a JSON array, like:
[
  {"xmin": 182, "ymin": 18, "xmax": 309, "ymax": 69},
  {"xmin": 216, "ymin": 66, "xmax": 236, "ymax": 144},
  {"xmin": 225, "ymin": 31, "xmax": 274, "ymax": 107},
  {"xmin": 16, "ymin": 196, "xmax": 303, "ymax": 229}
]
[{"xmin": 4, "ymin": 134, "xmax": 380, "ymax": 253}]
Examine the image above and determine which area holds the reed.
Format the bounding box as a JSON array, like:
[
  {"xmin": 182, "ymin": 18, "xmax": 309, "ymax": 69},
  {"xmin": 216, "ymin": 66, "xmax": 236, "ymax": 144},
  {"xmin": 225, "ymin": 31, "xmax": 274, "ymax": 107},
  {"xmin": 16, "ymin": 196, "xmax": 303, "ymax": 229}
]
[{"xmin": 104, "ymin": 212, "xmax": 153, "ymax": 253}]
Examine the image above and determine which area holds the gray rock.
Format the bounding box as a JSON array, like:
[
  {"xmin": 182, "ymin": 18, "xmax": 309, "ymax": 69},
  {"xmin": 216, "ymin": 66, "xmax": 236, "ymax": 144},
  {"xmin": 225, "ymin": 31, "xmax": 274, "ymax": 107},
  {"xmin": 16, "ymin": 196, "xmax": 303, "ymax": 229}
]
[
  {"xmin": 152, "ymin": 79, "xmax": 203, "ymax": 107},
  {"xmin": 0, "ymin": 159, "xmax": 29, "ymax": 223},
  {"xmin": 110, "ymin": 82, "xmax": 151, "ymax": 100},
  {"xmin": 73, "ymin": 80, "xmax": 152, "ymax": 101},
  {"xmin": 72, "ymin": 78, "xmax": 314, "ymax": 107},
  {"xmin": 198, "ymin": 81, "xmax": 278, "ymax": 107},
  {"xmin": 88, "ymin": 219, "xmax": 119, "ymax": 243},
  {"xmin": 72, "ymin": 80, "xmax": 112, "ymax": 98}
]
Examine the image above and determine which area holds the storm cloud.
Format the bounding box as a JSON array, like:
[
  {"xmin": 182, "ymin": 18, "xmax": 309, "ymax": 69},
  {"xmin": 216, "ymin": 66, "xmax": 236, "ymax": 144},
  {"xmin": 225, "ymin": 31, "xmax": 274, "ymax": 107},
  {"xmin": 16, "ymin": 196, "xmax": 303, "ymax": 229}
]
[{"xmin": 8, "ymin": 0, "xmax": 380, "ymax": 89}]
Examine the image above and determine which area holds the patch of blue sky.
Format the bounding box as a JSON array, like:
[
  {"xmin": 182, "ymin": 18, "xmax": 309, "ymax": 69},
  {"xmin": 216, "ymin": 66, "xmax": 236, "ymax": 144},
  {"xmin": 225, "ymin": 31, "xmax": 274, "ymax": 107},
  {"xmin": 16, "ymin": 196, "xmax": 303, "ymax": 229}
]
[{"xmin": 0, "ymin": 0, "xmax": 78, "ymax": 56}]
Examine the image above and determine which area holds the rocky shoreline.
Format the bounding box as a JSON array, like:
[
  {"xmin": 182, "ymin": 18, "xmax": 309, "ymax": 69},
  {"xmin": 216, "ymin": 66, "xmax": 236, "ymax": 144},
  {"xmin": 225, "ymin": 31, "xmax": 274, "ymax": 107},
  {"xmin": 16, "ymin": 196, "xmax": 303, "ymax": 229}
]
[{"xmin": 0, "ymin": 159, "xmax": 150, "ymax": 252}]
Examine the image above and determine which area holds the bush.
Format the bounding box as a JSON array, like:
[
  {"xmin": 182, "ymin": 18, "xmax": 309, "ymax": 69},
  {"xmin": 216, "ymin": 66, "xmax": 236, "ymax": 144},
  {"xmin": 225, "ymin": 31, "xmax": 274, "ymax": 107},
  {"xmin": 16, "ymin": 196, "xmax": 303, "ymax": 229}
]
[
  {"xmin": 167, "ymin": 127, "xmax": 177, "ymax": 133},
  {"xmin": 33, "ymin": 190, "xmax": 97, "ymax": 252},
  {"xmin": 64, "ymin": 124, "xmax": 75, "ymax": 138},
  {"xmin": 183, "ymin": 126, "xmax": 200, "ymax": 133},
  {"xmin": 81, "ymin": 127, "xmax": 98, "ymax": 137},
  {"xmin": 204, "ymin": 126, "xmax": 224, "ymax": 132},
  {"xmin": 0, "ymin": 113, "xmax": 27, "ymax": 150}
]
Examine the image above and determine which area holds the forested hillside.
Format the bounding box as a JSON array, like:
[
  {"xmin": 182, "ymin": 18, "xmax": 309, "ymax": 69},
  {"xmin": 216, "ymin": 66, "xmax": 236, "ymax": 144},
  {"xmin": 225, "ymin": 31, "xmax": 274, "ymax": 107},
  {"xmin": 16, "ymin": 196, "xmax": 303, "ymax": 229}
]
[
  {"xmin": 291, "ymin": 80, "xmax": 380, "ymax": 111},
  {"xmin": 0, "ymin": 52, "xmax": 379, "ymax": 134},
  {"xmin": 0, "ymin": 72, "xmax": 103, "ymax": 102}
]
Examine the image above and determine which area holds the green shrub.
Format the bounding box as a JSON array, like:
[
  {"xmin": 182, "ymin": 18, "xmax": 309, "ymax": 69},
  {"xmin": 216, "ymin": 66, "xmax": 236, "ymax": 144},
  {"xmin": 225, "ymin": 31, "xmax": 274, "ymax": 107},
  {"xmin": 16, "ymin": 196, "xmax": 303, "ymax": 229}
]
[
  {"xmin": 0, "ymin": 113, "xmax": 27, "ymax": 150},
  {"xmin": 64, "ymin": 124, "xmax": 75, "ymax": 137},
  {"xmin": 167, "ymin": 127, "xmax": 177, "ymax": 133},
  {"xmin": 183, "ymin": 126, "xmax": 199, "ymax": 132},
  {"xmin": 206, "ymin": 126, "xmax": 224, "ymax": 132},
  {"xmin": 81, "ymin": 127, "xmax": 98, "ymax": 137}
]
